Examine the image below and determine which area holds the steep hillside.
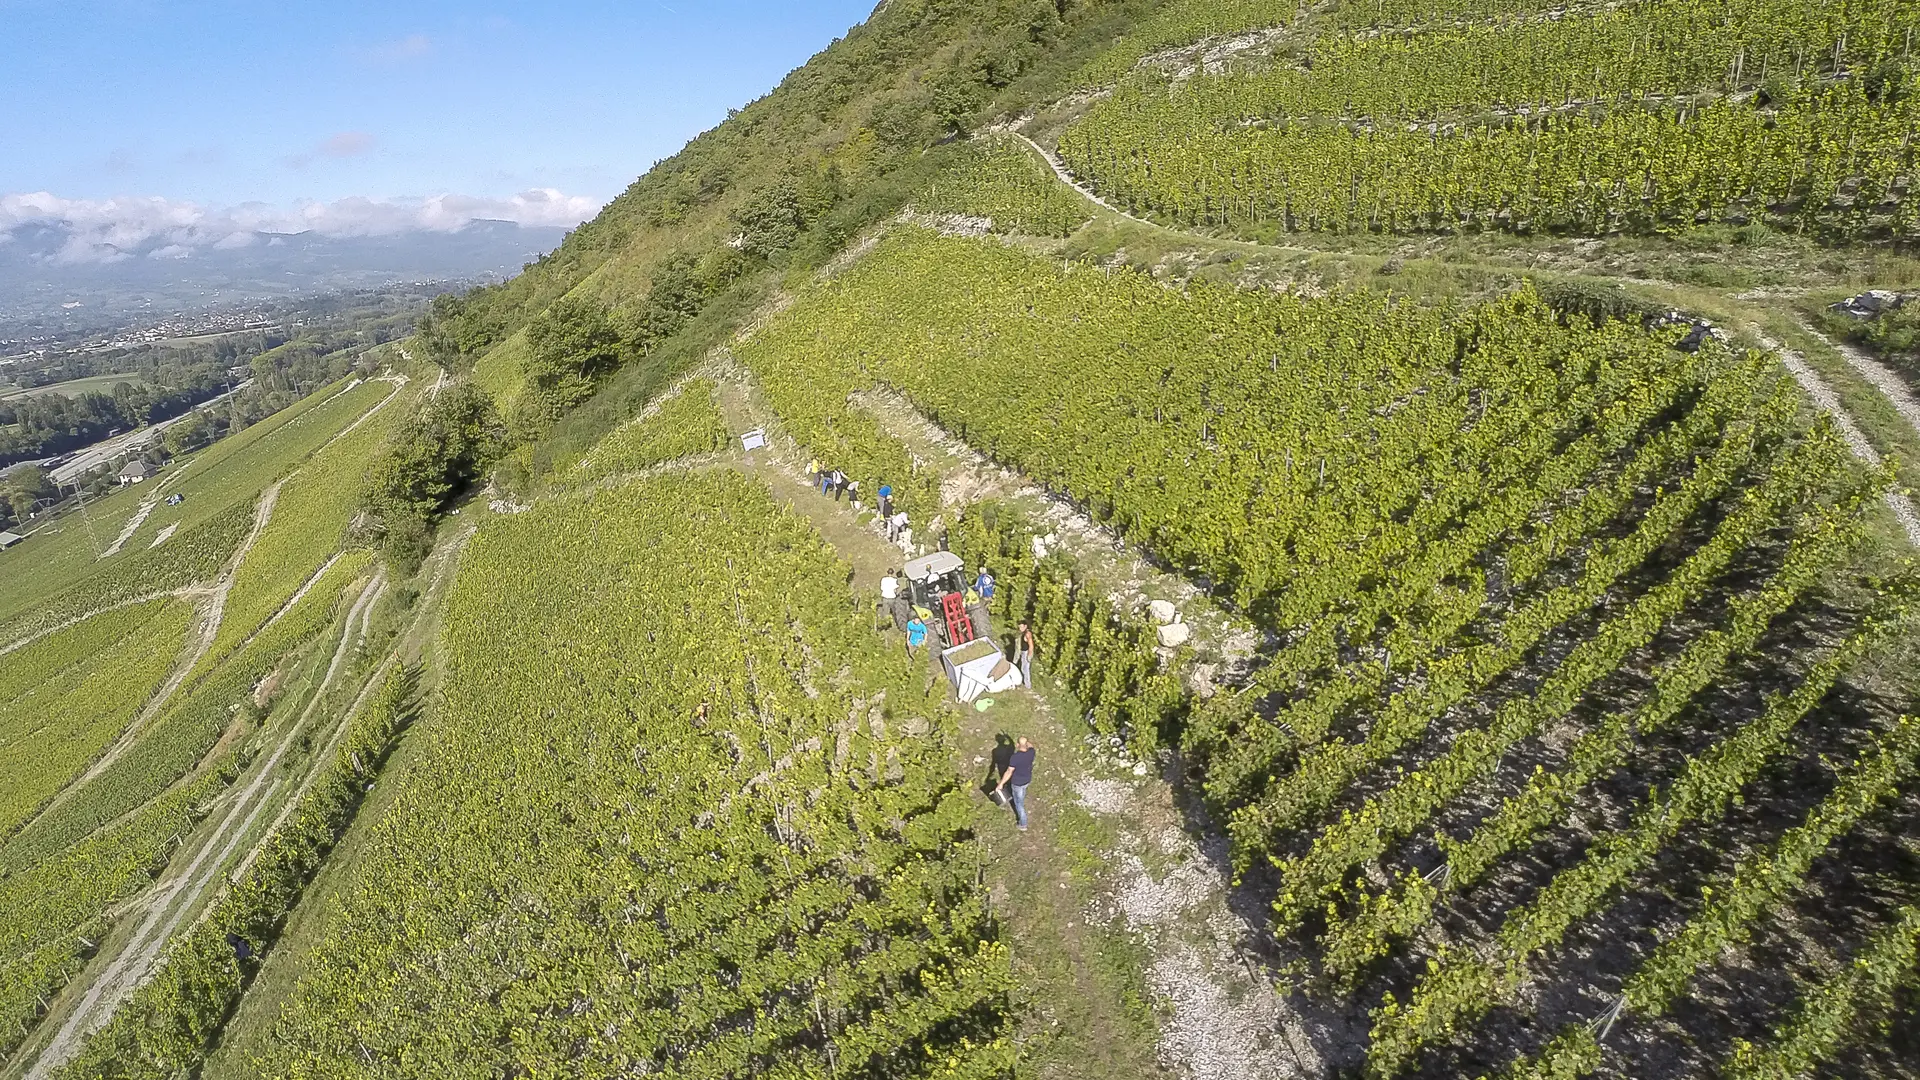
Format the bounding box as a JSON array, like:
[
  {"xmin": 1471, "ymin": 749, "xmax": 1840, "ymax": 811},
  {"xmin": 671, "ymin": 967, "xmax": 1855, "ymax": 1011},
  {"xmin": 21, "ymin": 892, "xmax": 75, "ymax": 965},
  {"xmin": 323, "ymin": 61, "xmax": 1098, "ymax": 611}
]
[{"xmin": 19, "ymin": 2, "xmax": 1920, "ymax": 1080}]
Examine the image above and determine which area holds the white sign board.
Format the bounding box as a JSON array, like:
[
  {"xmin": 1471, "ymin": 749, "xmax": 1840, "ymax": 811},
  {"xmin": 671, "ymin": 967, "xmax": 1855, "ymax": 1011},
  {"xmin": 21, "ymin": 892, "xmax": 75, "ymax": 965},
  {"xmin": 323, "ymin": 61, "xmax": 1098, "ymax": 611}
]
[{"xmin": 740, "ymin": 428, "xmax": 767, "ymax": 451}]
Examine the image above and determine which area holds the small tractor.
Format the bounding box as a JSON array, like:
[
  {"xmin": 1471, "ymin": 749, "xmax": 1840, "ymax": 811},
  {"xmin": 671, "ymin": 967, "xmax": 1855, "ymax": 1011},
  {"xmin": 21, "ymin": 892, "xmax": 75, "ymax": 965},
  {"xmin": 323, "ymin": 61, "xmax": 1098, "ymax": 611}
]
[{"xmin": 902, "ymin": 552, "xmax": 1019, "ymax": 702}]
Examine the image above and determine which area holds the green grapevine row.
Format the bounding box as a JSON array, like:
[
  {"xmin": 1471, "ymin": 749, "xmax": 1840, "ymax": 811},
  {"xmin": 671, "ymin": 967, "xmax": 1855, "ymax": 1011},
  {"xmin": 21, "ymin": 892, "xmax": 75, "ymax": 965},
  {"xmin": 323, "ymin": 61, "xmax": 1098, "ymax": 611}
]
[
  {"xmin": 1060, "ymin": 78, "xmax": 1920, "ymax": 239},
  {"xmin": 0, "ymin": 767, "xmax": 234, "ymax": 1059},
  {"xmin": 0, "ymin": 553, "xmax": 375, "ymax": 876},
  {"xmin": 132, "ymin": 377, "xmax": 398, "ymax": 549},
  {"xmin": 253, "ymin": 473, "xmax": 1013, "ymax": 1078},
  {"xmin": 951, "ymin": 502, "xmax": 1188, "ymax": 755},
  {"xmin": 1504, "ymin": 712, "xmax": 1920, "ymax": 1080},
  {"xmin": 0, "ymin": 599, "xmax": 194, "ymax": 839},
  {"xmin": 1122, "ymin": 0, "xmax": 1919, "ymax": 125},
  {"xmin": 1190, "ymin": 358, "xmax": 1755, "ymax": 815},
  {"xmin": 195, "ymin": 380, "xmax": 414, "ymax": 676},
  {"xmin": 1364, "ymin": 589, "xmax": 1917, "ymax": 1078},
  {"xmin": 738, "ymin": 228, "xmax": 1735, "ymax": 619},
  {"xmin": 916, "ymin": 136, "xmax": 1094, "ymax": 238},
  {"xmin": 1265, "ymin": 427, "xmax": 1838, "ymax": 932},
  {"xmin": 0, "ymin": 500, "xmax": 255, "ymax": 648},
  {"xmin": 53, "ymin": 666, "xmax": 413, "ymax": 1080},
  {"xmin": 564, "ymin": 377, "xmax": 730, "ymax": 486},
  {"xmin": 1317, "ymin": 487, "xmax": 1872, "ymax": 982},
  {"xmin": 1723, "ymin": 904, "xmax": 1920, "ymax": 1080}
]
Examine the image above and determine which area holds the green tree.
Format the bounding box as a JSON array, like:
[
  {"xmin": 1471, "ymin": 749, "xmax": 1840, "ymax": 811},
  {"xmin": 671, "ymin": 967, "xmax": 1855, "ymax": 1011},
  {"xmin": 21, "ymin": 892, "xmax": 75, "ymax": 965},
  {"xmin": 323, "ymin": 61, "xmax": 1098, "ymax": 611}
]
[
  {"xmin": 522, "ymin": 297, "xmax": 629, "ymax": 415},
  {"xmin": 163, "ymin": 412, "xmax": 213, "ymax": 455}
]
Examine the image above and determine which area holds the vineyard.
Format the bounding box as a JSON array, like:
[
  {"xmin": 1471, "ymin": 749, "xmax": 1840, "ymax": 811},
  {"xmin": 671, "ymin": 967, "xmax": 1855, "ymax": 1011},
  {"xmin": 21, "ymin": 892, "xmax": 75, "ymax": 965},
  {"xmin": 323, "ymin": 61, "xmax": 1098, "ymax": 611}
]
[
  {"xmin": 1056, "ymin": 0, "xmax": 1920, "ymax": 239},
  {"xmin": 8, "ymin": 0, "xmax": 1920, "ymax": 1076},
  {"xmin": 915, "ymin": 137, "xmax": 1094, "ymax": 238},
  {"xmin": 731, "ymin": 220, "xmax": 1920, "ymax": 1076},
  {"xmin": 563, "ymin": 376, "xmax": 730, "ymax": 486},
  {"xmin": 0, "ymin": 598, "xmax": 192, "ymax": 839},
  {"xmin": 249, "ymin": 472, "xmax": 1014, "ymax": 1078},
  {"xmin": 0, "ymin": 552, "xmax": 376, "ymax": 1059},
  {"xmin": 194, "ymin": 377, "xmax": 411, "ymax": 674},
  {"xmin": 52, "ymin": 666, "xmax": 415, "ymax": 1080}
]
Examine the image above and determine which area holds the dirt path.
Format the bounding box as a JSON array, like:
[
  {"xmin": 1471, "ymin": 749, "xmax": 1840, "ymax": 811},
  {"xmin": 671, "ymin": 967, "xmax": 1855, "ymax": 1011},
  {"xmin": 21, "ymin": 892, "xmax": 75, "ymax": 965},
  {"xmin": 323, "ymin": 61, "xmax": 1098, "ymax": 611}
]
[
  {"xmin": 254, "ymin": 553, "xmax": 346, "ymax": 638},
  {"xmin": 98, "ymin": 497, "xmax": 158, "ymax": 559},
  {"xmin": 1009, "ymin": 131, "xmax": 1161, "ymax": 231},
  {"xmin": 0, "ymin": 589, "xmax": 196, "ymax": 659},
  {"xmin": 318, "ymin": 375, "xmax": 407, "ymax": 449},
  {"xmin": 1800, "ymin": 320, "xmax": 1920, "ymax": 438},
  {"xmin": 701, "ymin": 360, "xmax": 1318, "ymax": 1077},
  {"xmin": 843, "ymin": 384, "xmax": 1259, "ymax": 670},
  {"xmin": 20, "ymin": 573, "xmax": 385, "ymax": 1080},
  {"xmin": 49, "ymin": 479, "xmax": 285, "ymax": 804},
  {"xmin": 1756, "ymin": 331, "xmax": 1920, "ymax": 547},
  {"xmin": 227, "ymin": 573, "xmax": 391, "ymax": 885}
]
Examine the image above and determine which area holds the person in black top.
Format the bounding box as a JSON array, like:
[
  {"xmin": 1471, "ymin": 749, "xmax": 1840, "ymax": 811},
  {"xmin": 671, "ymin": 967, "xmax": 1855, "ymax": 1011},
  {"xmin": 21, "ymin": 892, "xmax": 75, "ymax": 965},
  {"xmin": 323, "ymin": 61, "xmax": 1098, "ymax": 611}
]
[{"xmin": 995, "ymin": 736, "xmax": 1036, "ymax": 830}]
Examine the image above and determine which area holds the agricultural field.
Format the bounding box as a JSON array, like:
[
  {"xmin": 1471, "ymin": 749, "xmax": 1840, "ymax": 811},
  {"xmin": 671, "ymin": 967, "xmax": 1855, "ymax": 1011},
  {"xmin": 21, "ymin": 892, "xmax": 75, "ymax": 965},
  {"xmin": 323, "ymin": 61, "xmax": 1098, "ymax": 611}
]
[
  {"xmin": 560, "ymin": 376, "xmax": 728, "ymax": 487},
  {"xmin": 732, "ymin": 202, "xmax": 1920, "ymax": 1074},
  {"xmin": 12, "ymin": 0, "xmax": 1920, "ymax": 1077},
  {"xmin": 1057, "ymin": 0, "xmax": 1920, "ymax": 242},
  {"xmin": 0, "ymin": 374, "xmax": 395, "ymax": 643},
  {"xmin": 193, "ymin": 376, "xmax": 417, "ymax": 675},
  {"xmin": 0, "ymin": 354, "xmax": 424, "ymax": 1077},
  {"xmin": 245, "ymin": 473, "xmax": 1013, "ymax": 1078},
  {"xmin": 0, "ymin": 598, "xmax": 192, "ymax": 838},
  {"xmin": 0, "ymin": 373, "xmax": 150, "ymax": 401}
]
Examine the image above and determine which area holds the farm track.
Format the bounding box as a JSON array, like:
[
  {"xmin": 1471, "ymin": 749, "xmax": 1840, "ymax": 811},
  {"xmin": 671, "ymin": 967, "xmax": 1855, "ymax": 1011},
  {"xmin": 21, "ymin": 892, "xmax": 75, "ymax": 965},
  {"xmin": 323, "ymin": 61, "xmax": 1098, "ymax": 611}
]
[
  {"xmin": 97, "ymin": 498, "xmax": 158, "ymax": 560},
  {"xmin": 1758, "ymin": 332, "xmax": 1920, "ymax": 547},
  {"xmin": 20, "ymin": 574, "xmax": 387, "ymax": 1080},
  {"xmin": 317, "ymin": 374, "xmax": 407, "ymax": 449},
  {"xmin": 1804, "ymin": 321, "xmax": 1920, "ymax": 438},
  {"xmin": 42, "ymin": 478, "xmax": 286, "ymax": 810}
]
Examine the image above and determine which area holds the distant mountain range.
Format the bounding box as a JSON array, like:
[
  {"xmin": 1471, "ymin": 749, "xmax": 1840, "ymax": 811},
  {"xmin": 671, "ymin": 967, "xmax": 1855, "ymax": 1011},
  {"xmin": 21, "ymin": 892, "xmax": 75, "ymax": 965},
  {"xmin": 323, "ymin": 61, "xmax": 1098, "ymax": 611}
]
[{"xmin": 0, "ymin": 219, "xmax": 568, "ymax": 334}]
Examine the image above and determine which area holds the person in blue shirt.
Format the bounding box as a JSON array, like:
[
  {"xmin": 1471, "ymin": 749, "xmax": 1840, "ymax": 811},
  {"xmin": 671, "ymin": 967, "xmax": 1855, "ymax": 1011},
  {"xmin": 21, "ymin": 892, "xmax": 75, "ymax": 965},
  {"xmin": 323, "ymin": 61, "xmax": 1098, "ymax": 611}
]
[
  {"xmin": 994, "ymin": 736, "xmax": 1036, "ymax": 830},
  {"xmin": 975, "ymin": 568, "xmax": 995, "ymax": 601},
  {"xmin": 877, "ymin": 483, "xmax": 893, "ymax": 519},
  {"xmin": 905, "ymin": 614, "xmax": 929, "ymax": 657}
]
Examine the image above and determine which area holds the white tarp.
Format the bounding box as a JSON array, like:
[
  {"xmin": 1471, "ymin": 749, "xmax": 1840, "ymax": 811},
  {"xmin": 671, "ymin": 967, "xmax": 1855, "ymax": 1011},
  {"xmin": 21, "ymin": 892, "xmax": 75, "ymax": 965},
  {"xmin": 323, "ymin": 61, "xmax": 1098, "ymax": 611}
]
[{"xmin": 942, "ymin": 640, "xmax": 1021, "ymax": 702}]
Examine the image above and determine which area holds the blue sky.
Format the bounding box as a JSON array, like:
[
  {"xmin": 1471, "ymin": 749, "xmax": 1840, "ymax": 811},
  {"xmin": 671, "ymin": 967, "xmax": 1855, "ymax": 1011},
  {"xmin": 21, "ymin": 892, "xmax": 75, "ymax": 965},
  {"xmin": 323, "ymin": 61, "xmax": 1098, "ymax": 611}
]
[{"xmin": 1, "ymin": 0, "xmax": 876, "ymax": 232}]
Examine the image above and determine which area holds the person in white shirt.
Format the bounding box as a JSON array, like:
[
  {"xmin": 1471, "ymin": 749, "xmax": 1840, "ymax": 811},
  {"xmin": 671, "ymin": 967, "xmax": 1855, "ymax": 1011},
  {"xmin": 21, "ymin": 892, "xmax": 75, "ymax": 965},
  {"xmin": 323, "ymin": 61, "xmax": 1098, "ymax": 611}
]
[{"xmin": 880, "ymin": 569, "xmax": 908, "ymax": 630}]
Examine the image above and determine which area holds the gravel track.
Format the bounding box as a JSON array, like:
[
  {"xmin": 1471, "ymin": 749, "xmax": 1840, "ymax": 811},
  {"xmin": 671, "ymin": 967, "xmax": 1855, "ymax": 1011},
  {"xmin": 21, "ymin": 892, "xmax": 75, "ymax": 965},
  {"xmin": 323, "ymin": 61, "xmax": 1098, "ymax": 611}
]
[
  {"xmin": 47, "ymin": 478, "xmax": 285, "ymax": 802},
  {"xmin": 1758, "ymin": 332, "xmax": 1920, "ymax": 548},
  {"xmin": 1804, "ymin": 322, "xmax": 1920, "ymax": 436},
  {"xmin": 21, "ymin": 574, "xmax": 385, "ymax": 1079}
]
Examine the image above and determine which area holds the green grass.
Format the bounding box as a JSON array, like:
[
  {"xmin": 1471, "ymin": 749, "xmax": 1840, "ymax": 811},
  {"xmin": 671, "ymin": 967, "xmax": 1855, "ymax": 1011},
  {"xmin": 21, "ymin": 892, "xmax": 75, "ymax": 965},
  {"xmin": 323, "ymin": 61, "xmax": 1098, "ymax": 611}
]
[{"xmin": 0, "ymin": 373, "xmax": 148, "ymax": 401}]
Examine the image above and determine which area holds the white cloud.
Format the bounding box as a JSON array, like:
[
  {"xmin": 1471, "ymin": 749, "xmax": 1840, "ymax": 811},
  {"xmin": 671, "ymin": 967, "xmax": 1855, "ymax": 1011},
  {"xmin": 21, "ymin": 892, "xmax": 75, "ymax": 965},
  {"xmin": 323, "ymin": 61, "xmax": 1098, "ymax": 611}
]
[
  {"xmin": 359, "ymin": 33, "xmax": 434, "ymax": 64},
  {"xmin": 285, "ymin": 130, "xmax": 378, "ymax": 169},
  {"xmin": 0, "ymin": 189, "xmax": 602, "ymax": 264},
  {"xmin": 322, "ymin": 131, "xmax": 376, "ymax": 158}
]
